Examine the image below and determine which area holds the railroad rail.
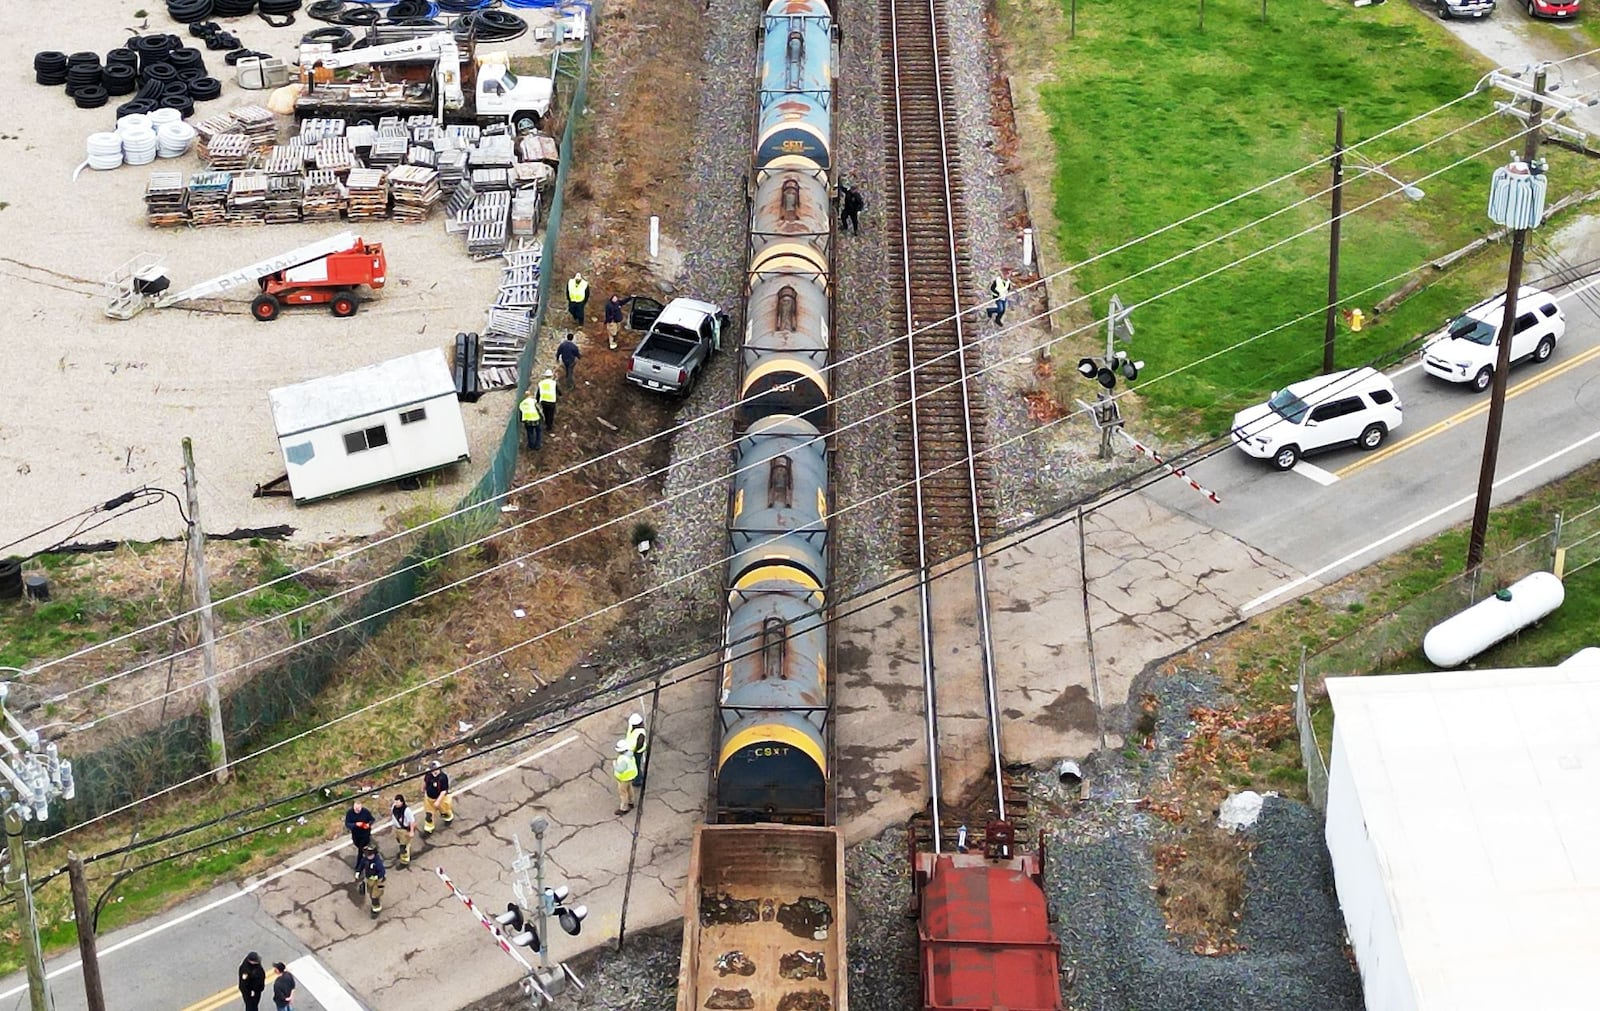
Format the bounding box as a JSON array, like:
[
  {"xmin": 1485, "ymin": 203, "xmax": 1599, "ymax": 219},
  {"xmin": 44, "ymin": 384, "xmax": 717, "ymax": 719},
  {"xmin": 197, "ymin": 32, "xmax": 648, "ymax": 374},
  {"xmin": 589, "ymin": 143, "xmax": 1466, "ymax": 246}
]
[{"xmin": 884, "ymin": 0, "xmax": 1005, "ymax": 847}]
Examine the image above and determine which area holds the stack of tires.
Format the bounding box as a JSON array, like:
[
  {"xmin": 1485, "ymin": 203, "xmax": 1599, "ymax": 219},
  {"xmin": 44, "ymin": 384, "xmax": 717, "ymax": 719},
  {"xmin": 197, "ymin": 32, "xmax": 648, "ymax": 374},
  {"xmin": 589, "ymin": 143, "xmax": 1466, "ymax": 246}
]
[{"xmin": 34, "ymin": 34, "xmax": 226, "ymax": 120}]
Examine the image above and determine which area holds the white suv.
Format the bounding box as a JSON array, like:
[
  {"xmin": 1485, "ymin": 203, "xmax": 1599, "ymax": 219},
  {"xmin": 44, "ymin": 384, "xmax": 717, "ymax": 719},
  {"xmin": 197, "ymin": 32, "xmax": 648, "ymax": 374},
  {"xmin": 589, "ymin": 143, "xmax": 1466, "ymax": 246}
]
[
  {"xmin": 1421, "ymin": 286, "xmax": 1564, "ymax": 392},
  {"xmin": 1231, "ymin": 367, "xmax": 1403, "ymax": 471}
]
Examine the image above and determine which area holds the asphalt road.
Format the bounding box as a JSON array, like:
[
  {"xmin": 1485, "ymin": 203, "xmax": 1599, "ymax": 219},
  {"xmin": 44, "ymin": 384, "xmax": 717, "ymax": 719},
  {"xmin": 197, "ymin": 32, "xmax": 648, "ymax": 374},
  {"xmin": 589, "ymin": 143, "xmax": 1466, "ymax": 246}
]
[{"xmin": 1144, "ymin": 253, "xmax": 1600, "ymax": 611}]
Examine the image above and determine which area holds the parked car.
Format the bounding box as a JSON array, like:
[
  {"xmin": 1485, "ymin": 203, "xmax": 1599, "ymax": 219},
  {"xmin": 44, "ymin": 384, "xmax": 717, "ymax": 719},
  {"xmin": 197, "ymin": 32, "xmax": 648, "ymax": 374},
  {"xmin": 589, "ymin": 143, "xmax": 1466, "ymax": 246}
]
[
  {"xmin": 1420, "ymin": 285, "xmax": 1564, "ymax": 392},
  {"xmin": 625, "ymin": 296, "xmax": 729, "ymax": 397},
  {"xmin": 1438, "ymin": 0, "xmax": 1495, "ymax": 18},
  {"xmin": 1525, "ymin": 0, "xmax": 1579, "ymax": 17},
  {"xmin": 1231, "ymin": 367, "xmax": 1403, "ymax": 471}
]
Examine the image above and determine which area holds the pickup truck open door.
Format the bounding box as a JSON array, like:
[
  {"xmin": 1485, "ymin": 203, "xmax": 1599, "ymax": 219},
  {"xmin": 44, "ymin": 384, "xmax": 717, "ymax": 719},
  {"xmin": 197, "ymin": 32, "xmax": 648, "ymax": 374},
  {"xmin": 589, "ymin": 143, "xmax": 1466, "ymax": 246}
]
[{"xmin": 628, "ymin": 295, "xmax": 664, "ymax": 331}]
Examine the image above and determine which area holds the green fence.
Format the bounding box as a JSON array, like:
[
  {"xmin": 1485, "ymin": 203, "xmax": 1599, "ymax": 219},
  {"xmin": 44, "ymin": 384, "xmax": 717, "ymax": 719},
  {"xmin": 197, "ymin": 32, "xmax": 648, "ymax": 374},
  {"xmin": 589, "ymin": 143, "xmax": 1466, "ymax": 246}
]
[{"xmin": 63, "ymin": 26, "xmax": 597, "ymax": 823}]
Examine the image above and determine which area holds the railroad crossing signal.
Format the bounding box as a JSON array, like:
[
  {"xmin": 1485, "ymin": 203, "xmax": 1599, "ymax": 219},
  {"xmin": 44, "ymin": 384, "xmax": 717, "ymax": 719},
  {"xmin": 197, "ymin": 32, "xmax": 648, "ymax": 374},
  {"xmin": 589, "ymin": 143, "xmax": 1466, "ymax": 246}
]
[{"xmin": 1076, "ymin": 351, "xmax": 1143, "ymax": 390}]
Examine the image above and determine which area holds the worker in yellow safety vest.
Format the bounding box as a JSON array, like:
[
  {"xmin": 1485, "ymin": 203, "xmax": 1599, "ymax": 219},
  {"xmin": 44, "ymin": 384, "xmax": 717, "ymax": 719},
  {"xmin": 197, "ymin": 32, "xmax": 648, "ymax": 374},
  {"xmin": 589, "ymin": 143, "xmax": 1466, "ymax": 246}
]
[
  {"xmin": 537, "ymin": 369, "xmax": 559, "ymax": 431},
  {"xmin": 566, "ymin": 272, "xmax": 591, "ymax": 326},
  {"xmin": 613, "ymin": 739, "xmax": 638, "ymax": 815},
  {"xmin": 625, "ymin": 713, "xmax": 648, "ymax": 786},
  {"xmin": 519, "ymin": 390, "xmax": 542, "ymax": 451}
]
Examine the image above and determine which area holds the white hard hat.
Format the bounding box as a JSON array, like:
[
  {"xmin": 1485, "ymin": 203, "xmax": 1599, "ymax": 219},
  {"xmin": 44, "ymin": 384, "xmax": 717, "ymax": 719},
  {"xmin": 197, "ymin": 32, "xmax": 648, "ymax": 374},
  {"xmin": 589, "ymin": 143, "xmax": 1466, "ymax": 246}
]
[
  {"xmin": 430, "ymin": 760, "xmax": 441, "ymax": 770},
  {"xmin": 544, "ymin": 369, "xmax": 554, "ymax": 378},
  {"xmin": 615, "ymin": 739, "xmax": 629, "ymax": 753},
  {"xmin": 628, "ymin": 713, "xmax": 644, "ymax": 727}
]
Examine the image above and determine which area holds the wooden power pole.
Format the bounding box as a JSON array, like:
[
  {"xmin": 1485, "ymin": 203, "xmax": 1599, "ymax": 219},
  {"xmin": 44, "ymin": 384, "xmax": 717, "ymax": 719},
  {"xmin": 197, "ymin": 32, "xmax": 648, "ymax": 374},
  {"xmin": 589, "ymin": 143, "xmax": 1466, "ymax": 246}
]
[
  {"xmin": 182, "ymin": 438, "xmax": 230, "ymax": 783},
  {"xmin": 67, "ymin": 854, "xmax": 107, "ymax": 1011},
  {"xmin": 1323, "ymin": 108, "xmax": 1345, "ymax": 375}
]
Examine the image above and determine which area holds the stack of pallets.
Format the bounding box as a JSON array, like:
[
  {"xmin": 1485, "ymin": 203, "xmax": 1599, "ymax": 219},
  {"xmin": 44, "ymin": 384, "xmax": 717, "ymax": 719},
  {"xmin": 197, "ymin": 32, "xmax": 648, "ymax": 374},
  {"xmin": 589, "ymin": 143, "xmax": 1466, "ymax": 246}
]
[
  {"xmin": 407, "ymin": 145, "xmax": 437, "ymax": 169},
  {"xmin": 194, "ymin": 111, "xmax": 239, "ymax": 161},
  {"xmin": 464, "ymin": 190, "xmax": 511, "ymax": 257},
  {"xmin": 470, "ymin": 167, "xmax": 513, "ymax": 192},
  {"xmin": 262, "ymin": 145, "xmax": 303, "ymax": 177},
  {"xmin": 299, "ymin": 118, "xmax": 345, "ymax": 144},
  {"xmin": 470, "ymin": 133, "xmax": 515, "ymax": 168},
  {"xmin": 388, "ymin": 165, "xmax": 440, "ymax": 223},
  {"xmin": 205, "ymin": 133, "xmax": 252, "ymax": 172},
  {"xmin": 436, "ymin": 148, "xmax": 468, "ymax": 191},
  {"xmin": 345, "ymin": 167, "xmax": 389, "ymax": 221},
  {"xmin": 368, "ymin": 134, "xmax": 408, "ymax": 170},
  {"xmin": 314, "ymin": 137, "xmax": 355, "ymax": 176},
  {"xmin": 231, "ymin": 106, "xmax": 279, "ymax": 151},
  {"xmin": 144, "ymin": 172, "xmax": 188, "ymax": 227},
  {"xmin": 186, "ymin": 170, "xmax": 232, "ymax": 226},
  {"xmin": 511, "ymin": 187, "xmax": 541, "ymax": 237},
  {"xmin": 264, "ymin": 175, "xmax": 302, "ymax": 224},
  {"xmin": 301, "ymin": 169, "xmax": 342, "ymax": 222},
  {"xmin": 445, "ymin": 124, "xmax": 481, "ymax": 148},
  {"xmin": 225, "ymin": 171, "xmax": 269, "ymax": 225}
]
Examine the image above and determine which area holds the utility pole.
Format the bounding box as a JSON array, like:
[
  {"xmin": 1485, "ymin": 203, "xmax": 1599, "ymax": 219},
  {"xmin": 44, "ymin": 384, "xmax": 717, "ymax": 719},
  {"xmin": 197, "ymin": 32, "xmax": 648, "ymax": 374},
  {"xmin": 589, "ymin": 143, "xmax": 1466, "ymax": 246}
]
[
  {"xmin": 1323, "ymin": 107, "xmax": 1345, "ymax": 375},
  {"xmin": 0, "ymin": 681, "xmax": 75, "ymax": 1011},
  {"xmin": 1468, "ymin": 68, "xmax": 1547, "ymax": 571},
  {"xmin": 181, "ymin": 438, "xmax": 229, "ymax": 783},
  {"xmin": 67, "ymin": 854, "xmax": 107, "ymax": 1011}
]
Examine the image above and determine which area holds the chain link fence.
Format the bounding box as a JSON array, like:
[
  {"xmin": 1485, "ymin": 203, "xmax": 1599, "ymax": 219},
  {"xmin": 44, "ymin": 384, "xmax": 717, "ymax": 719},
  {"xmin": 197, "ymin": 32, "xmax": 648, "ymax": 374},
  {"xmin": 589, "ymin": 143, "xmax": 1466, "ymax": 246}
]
[
  {"xmin": 61, "ymin": 26, "xmax": 597, "ymax": 824},
  {"xmin": 1295, "ymin": 515, "xmax": 1568, "ymax": 812}
]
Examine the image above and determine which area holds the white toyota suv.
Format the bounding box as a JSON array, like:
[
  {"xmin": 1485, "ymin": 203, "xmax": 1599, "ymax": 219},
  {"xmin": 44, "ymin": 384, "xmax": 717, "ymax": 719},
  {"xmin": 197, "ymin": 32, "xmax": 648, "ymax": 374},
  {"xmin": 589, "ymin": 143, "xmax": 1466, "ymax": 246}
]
[
  {"xmin": 1231, "ymin": 367, "xmax": 1403, "ymax": 471},
  {"xmin": 1421, "ymin": 286, "xmax": 1564, "ymax": 392}
]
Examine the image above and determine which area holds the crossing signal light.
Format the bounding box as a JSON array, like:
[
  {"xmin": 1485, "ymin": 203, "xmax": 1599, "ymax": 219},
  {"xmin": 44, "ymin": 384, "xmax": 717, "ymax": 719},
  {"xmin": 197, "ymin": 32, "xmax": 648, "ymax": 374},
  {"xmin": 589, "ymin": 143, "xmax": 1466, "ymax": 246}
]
[
  {"xmin": 496, "ymin": 902, "xmax": 542, "ymax": 951},
  {"xmin": 545, "ymin": 885, "xmax": 588, "ymax": 936}
]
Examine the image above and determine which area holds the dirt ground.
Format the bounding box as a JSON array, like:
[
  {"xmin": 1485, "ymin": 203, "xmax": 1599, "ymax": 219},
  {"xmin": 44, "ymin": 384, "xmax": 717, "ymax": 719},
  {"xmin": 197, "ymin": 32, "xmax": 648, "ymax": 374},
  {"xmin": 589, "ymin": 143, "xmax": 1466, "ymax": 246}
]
[{"xmin": 0, "ymin": 10, "xmax": 579, "ymax": 558}]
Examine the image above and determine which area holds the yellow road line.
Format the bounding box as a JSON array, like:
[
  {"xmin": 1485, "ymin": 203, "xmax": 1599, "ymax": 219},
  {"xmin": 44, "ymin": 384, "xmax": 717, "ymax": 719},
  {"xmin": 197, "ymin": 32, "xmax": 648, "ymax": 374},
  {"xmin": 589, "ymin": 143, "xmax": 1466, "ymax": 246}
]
[
  {"xmin": 1336, "ymin": 343, "xmax": 1600, "ymax": 480},
  {"xmin": 178, "ymin": 984, "xmax": 240, "ymax": 1011}
]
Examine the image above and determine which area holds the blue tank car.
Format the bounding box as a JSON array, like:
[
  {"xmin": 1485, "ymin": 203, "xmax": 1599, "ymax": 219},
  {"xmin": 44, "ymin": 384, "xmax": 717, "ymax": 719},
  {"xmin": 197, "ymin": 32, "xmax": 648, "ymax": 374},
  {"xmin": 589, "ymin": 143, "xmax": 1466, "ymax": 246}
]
[{"xmin": 755, "ymin": 0, "xmax": 834, "ymax": 172}]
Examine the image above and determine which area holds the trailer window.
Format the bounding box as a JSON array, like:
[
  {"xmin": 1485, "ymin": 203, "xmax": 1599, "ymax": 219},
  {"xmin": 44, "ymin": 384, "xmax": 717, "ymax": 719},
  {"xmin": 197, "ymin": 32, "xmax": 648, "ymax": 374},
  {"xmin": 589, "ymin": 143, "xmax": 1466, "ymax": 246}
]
[
  {"xmin": 343, "ymin": 424, "xmax": 390, "ymax": 454},
  {"xmin": 400, "ymin": 407, "xmax": 427, "ymax": 425}
]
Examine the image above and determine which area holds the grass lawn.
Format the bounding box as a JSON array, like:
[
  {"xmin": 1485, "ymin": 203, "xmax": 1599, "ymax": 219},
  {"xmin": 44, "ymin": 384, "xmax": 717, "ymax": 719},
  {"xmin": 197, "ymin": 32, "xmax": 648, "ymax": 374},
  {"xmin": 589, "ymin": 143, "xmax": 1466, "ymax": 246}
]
[{"xmin": 1011, "ymin": 0, "xmax": 1600, "ymax": 431}]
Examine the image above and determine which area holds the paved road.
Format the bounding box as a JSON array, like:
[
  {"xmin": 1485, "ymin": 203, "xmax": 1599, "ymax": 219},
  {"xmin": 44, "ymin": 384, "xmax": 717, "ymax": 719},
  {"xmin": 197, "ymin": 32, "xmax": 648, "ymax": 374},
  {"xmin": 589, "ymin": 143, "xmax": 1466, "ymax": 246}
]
[{"xmin": 1144, "ymin": 236, "xmax": 1600, "ymax": 610}]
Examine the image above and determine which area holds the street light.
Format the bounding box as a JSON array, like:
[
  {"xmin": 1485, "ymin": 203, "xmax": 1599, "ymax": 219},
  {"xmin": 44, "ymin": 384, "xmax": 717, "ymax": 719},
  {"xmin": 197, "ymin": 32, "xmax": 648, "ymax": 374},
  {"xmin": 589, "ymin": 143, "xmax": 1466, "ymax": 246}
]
[{"xmin": 1347, "ymin": 152, "xmax": 1426, "ymax": 202}]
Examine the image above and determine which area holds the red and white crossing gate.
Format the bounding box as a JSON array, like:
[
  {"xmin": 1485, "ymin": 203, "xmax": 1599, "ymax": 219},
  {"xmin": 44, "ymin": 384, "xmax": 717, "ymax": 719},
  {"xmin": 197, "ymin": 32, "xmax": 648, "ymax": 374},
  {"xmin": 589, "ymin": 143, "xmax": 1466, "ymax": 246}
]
[
  {"xmin": 1119, "ymin": 431, "xmax": 1221, "ymax": 504},
  {"xmin": 436, "ymin": 867, "xmax": 552, "ymax": 1003}
]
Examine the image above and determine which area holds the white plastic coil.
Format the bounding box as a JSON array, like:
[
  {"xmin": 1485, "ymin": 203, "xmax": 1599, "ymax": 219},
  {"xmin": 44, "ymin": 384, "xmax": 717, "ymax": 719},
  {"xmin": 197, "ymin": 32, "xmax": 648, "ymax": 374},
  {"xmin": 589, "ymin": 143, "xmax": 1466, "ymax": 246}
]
[
  {"xmin": 116, "ymin": 113, "xmax": 151, "ymax": 135},
  {"xmin": 149, "ymin": 107, "xmax": 182, "ymax": 128},
  {"xmin": 156, "ymin": 121, "xmax": 197, "ymax": 158},
  {"xmin": 121, "ymin": 126, "xmax": 158, "ymax": 166},
  {"xmin": 85, "ymin": 132, "xmax": 124, "ymax": 171}
]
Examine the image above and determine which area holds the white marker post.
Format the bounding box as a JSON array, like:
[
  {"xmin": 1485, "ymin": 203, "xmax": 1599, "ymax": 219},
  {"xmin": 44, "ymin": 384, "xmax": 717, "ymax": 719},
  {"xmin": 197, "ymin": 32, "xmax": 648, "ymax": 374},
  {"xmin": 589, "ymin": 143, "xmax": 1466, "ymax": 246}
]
[
  {"xmin": 1022, "ymin": 227, "xmax": 1034, "ymax": 269},
  {"xmin": 649, "ymin": 215, "xmax": 660, "ymax": 259}
]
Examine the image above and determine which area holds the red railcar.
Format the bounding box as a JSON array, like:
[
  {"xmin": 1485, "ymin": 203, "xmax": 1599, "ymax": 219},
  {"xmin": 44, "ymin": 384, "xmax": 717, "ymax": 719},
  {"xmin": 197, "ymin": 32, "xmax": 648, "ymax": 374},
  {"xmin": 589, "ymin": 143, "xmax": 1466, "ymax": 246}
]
[{"xmin": 912, "ymin": 822, "xmax": 1063, "ymax": 1011}]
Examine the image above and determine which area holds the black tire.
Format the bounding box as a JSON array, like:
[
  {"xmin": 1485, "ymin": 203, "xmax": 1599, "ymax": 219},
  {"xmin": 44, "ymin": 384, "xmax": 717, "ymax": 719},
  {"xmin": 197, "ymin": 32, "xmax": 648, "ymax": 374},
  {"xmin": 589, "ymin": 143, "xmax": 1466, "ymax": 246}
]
[
  {"xmin": 251, "ymin": 293, "xmax": 281, "ymax": 321},
  {"xmin": 1473, "ymin": 366, "xmax": 1493, "ymax": 393},
  {"xmin": 331, "ymin": 293, "xmax": 358, "ymax": 318},
  {"xmin": 1272, "ymin": 445, "xmax": 1300, "ymax": 472},
  {"xmin": 1359, "ymin": 423, "xmax": 1387, "ymax": 451},
  {"xmin": 1534, "ymin": 335, "xmax": 1555, "ymax": 363},
  {"xmin": 1439, "ymin": 0, "xmax": 1453, "ymax": 17}
]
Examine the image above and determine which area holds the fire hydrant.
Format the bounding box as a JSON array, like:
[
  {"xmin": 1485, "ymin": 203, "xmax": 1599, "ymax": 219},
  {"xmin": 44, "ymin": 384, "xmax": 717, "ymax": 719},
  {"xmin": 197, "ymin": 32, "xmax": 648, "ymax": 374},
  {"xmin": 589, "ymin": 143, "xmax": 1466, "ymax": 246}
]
[{"xmin": 1346, "ymin": 307, "xmax": 1365, "ymax": 332}]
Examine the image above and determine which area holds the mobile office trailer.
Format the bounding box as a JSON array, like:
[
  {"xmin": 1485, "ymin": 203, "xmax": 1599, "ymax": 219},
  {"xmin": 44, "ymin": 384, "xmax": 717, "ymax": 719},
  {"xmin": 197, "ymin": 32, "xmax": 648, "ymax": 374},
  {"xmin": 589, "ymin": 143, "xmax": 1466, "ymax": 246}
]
[{"xmin": 268, "ymin": 348, "xmax": 470, "ymax": 503}]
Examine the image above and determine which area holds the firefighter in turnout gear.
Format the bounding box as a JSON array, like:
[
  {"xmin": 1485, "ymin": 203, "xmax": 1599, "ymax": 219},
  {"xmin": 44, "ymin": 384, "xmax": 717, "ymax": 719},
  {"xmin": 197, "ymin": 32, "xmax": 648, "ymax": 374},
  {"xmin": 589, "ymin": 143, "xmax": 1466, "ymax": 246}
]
[
  {"xmin": 357, "ymin": 843, "xmax": 386, "ymax": 917},
  {"xmin": 422, "ymin": 761, "xmax": 454, "ymax": 834},
  {"xmin": 391, "ymin": 794, "xmax": 416, "ymax": 867}
]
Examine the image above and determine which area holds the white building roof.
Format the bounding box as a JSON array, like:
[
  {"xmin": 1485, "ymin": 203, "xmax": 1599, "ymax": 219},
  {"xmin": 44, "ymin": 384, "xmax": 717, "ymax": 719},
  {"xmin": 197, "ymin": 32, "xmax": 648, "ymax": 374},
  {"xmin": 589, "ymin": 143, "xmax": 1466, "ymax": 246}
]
[
  {"xmin": 269, "ymin": 348, "xmax": 456, "ymax": 438},
  {"xmin": 1326, "ymin": 666, "xmax": 1600, "ymax": 1011}
]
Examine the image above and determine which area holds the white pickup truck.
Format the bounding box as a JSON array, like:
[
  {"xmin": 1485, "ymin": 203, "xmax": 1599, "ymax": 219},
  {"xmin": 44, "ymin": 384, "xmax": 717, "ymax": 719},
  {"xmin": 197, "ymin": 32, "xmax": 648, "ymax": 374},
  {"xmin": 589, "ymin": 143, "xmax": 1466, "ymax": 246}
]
[{"xmin": 625, "ymin": 296, "xmax": 728, "ymax": 397}]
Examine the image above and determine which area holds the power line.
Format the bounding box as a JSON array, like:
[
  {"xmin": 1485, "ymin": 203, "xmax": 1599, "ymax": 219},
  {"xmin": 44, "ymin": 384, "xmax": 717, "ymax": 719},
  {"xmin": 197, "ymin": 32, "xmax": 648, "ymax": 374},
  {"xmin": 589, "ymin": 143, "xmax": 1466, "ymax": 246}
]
[{"xmin": 10, "ymin": 88, "xmax": 1506, "ymax": 680}]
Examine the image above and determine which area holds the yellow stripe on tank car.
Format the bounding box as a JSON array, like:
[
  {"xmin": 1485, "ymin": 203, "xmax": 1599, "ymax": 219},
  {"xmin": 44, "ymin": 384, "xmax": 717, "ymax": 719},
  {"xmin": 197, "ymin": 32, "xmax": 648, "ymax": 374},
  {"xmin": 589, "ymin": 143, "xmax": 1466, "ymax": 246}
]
[
  {"xmin": 732, "ymin": 488, "xmax": 745, "ymax": 522},
  {"xmin": 751, "ymin": 241, "xmax": 829, "ymax": 278},
  {"xmin": 742, "ymin": 357, "xmax": 830, "ymax": 397},
  {"xmin": 761, "ymin": 154, "xmax": 827, "ymax": 174},
  {"xmin": 719, "ymin": 722, "xmax": 828, "ymax": 778},
  {"xmin": 731, "ymin": 564, "xmax": 823, "ymax": 604},
  {"xmin": 817, "ymin": 487, "xmax": 827, "ymax": 521}
]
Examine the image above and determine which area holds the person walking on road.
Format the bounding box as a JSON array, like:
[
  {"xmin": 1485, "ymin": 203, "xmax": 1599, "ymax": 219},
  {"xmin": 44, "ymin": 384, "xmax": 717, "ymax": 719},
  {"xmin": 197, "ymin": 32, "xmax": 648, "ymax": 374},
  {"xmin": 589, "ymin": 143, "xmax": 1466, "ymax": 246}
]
[
  {"xmin": 567, "ymin": 271, "xmax": 591, "ymax": 326},
  {"xmin": 344, "ymin": 799, "xmax": 374, "ymax": 874},
  {"xmin": 357, "ymin": 843, "xmax": 387, "ymax": 917},
  {"xmin": 519, "ymin": 389, "xmax": 543, "ymax": 451},
  {"xmin": 537, "ymin": 369, "xmax": 560, "ymax": 431},
  {"xmin": 391, "ymin": 794, "xmax": 416, "ymax": 867},
  {"xmin": 984, "ymin": 272, "xmax": 1013, "ymax": 327},
  {"xmin": 556, "ymin": 334, "xmax": 582, "ymax": 390},
  {"xmin": 613, "ymin": 738, "xmax": 639, "ymax": 815},
  {"xmin": 838, "ymin": 181, "xmax": 865, "ymax": 235},
  {"xmin": 604, "ymin": 293, "xmax": 632, "ymax": 350},
  {"xmin": 238, "ymin": 951, "xmax": 266, "ymax": 1011},
  {"xmin": 422, "ymin": 760, "xmax": 455, "ymax": 835},
  {"xmin": 271, "ymin": 962, "xmax": 295, "ymax": 1011}
]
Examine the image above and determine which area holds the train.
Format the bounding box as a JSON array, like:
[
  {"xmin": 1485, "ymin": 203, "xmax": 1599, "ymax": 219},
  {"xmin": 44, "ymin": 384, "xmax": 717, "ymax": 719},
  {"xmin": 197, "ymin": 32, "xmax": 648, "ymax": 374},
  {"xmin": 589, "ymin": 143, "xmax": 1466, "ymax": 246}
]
[{"xmin": 676, "ymin": 0, "xmax": 846, "ymax": 1008}]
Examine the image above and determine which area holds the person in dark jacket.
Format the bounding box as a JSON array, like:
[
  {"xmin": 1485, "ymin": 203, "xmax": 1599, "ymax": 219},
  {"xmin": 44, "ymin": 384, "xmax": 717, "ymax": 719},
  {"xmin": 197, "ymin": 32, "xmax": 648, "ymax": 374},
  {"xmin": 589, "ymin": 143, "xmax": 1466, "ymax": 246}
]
[
  {"xmin": 422, "ymin": 760, "xmax": 454, "ymax": 834},
  {"xmin": 357, "ymin": 843, "xmax": 387, "ymax": 917},
  {"xmin": 271, "ymin": 962, "xmax": 295, "ymax": 1011},
  {"xmin": 238, "ymin": 951, "xmax": 266, "ymax": 1011},
  {"xmin": 839, "ymin": 182, "xmax": 866, "ymax": 235},
  {"xmin": 603, "ymin": 293, "xmax": 633, "ymax": 349},
  {"xmin": 344, "ymin": 800, "xmax": 374, "ymax": 873},
  {"xmin": 556, "ymin": 334, "xmax": 582, "ymax": 390}
]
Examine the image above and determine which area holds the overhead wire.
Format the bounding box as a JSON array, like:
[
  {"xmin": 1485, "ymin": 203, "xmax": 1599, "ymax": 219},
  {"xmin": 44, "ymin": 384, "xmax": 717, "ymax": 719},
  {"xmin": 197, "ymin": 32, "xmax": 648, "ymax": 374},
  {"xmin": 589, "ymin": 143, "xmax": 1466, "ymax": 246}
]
[
  {"xmin": 36, "ymin": 120, "xmax": 1531, "ymax": 729},
  {"xmin": 10, "ymin": 84, "xmax": 1505, "ymax": 680}
]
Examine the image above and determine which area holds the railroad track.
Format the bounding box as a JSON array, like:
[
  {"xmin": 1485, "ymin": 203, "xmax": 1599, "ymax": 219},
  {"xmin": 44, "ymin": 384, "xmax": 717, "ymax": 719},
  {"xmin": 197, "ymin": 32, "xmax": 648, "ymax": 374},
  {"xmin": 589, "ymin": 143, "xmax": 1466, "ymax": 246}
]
[
  {"xmin": 883, "ymin": 0, "xmax": 995, "ymax": 567},
  {"xmin": 884, "ymin": 0, "xmax": 1008, "ymax": 844}
]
